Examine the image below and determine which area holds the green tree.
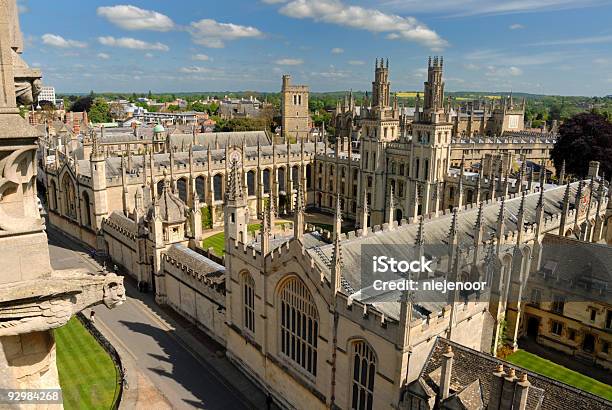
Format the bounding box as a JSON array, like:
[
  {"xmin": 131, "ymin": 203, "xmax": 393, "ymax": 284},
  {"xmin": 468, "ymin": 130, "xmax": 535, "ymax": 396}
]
[
  {"xmin": 88, "ymin": 98, "xmax": 112, "ymax": 123},
  {"xmin": 201, "ymin": 205, "xmax": 212, "ymax": 229},
  {"xmin": 551, "ymin": 111, "xmax": 612, "ymax": 177},
  {"xmin": 190, "ymin": 101, "xmax": 208, "ymax": 112}
]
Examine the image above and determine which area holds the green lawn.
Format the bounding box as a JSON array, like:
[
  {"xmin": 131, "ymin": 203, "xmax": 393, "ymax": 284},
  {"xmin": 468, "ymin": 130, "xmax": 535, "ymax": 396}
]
[
  {"xmin": 55, "ymin": 317, "xmax": 120, "ymax": 410},
  {"xmin": 202, "ymin": 223, "xmax": 289, "ymax": 256},
  {"xmin": 506, "ymin": 350, "xmax": 612, "ymax": 401}
]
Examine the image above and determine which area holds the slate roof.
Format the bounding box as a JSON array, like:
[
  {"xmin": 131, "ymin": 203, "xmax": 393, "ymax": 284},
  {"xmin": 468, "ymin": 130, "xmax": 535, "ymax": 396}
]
[
  {"xmin": 165, "ymin": 243, "xmax": 225, "ymax": 284},
  {"xmin": 306, "ymin": 181, "xmax": 604, "ymax": 320},
  {"xmin": 415, "ymin": 337, "xmax": 611, "ymax": 410},
  {"xmin": 96, "ymin": 142, "xmax": 322, "ymax": 178},
  {"xmin": 530, "ymin": 234, "xmax": 612, "ymax": 303}
]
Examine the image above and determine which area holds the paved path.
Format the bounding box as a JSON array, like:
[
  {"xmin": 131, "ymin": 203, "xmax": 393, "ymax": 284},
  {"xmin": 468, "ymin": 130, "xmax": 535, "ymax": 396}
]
[{"xmin": 47, "ymin": 226, "xmax": 271, "ymax": 410}]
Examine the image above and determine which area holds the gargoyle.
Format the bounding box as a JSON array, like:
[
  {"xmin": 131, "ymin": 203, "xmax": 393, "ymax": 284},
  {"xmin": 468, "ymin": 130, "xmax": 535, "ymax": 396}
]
[{"xmin": 0, "ymin": 270, "xmax": 125, "ymax": 337}]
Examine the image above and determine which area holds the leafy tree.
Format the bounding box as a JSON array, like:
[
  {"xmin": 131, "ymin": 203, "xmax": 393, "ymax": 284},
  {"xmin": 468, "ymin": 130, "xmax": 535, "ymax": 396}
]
[
  {"xmin": 190, "ymin": 101, "xmax": 208, "ymax": 112},
  {"xmin": 201, "ymin": 205, "xmax": 212, "ymax": 229},
  {"xmin": 551, "ymin": 111, "xmax": 612, "ymax": 177},
  {"xmin": 88, "ymin": 98, "xmax": 112, "ymax": 123},
  {"xmin": 69, "ymin": 95, "xmax": 93, "ymax": 112},
  {"xmin": 214, "ymin": 117, "xmax": 267, "ymax": 132},
  {"xmin": 166, "ymin": 104, "xmax": 180, "ymax": 112}
]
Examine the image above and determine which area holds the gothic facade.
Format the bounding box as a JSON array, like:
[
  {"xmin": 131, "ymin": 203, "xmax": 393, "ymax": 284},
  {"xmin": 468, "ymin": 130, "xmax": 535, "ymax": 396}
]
[{"xmin": 37, "ymin": 55, "xmax": 612, "ymax": 410}]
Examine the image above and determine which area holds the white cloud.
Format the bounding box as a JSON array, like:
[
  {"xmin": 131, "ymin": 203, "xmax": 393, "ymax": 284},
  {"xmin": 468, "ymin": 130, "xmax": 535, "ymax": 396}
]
[
  {"xmin": 144, "ymin": 53, "xmax": 154, "ymax": 58},
  {"xmin": 463, "ymin": 63, "xmax": 479, "ymax": 70},
  {"xmin": 98, "ymin": 36, "xmax": 169, "ymax": 51},
  {"xmin": 509, "ymin": 23, "xmax": 524, "ymax": 30},
  {"xmin": 275, "ymin": 58, "xmax": 303, "ymax": 65},
  {"xmin": 179, "ymin": 66, "xmax": 211, "ymax": 73},
  {"xmin": 529, "ymin": 34, "xmax": 612, "ymax": 46},
  {"xmin": 97, "ymin": 52, "xmax": 110, "ymax": 59},
  {"xmin": 96, "ymin": 5, "xmax": 174, "ymax": 31},
  {"xmin": 348, "ymin": 60, "xmax": 365, "ymax": 65},
  {"xmin": 383, "ymin": 0, "xmax": 607, "ymax": 17},
  {"xmin": 189, "ymin": 19, "xmax": 263, "ymax": 48},
  {"xmin": 278, "ymin": 0, "xmax": 447, "ymax": 50},
  {"xmin": 41, "ymin": 34, "xmax": 87, "ymax": 48},
  {"xmin": 331, "ymin": 47, "xmax": 344, "ymax": 54},
  {"xmin": 485, "ymin": 66, "xmax": 523, "ymax": 77},
  {"xmin": 192, "ymin": 53, "xmax": 211, "ymax": 61}
]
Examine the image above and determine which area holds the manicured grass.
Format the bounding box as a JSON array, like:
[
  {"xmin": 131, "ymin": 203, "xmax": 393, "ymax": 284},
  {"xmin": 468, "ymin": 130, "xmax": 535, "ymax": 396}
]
[
  {"xmin": 202, "ymin": 223, "xmax": 289, "ymax": 256},
  {"xmin": 55, "ymin": 317, "xmax": 120, "ymax": 410},
  {"xmin": 202, "ymin": 231, "xmax": 226, "ymax": 256},
  {"xmin": 506, "ymin": 350, "xmax": 612, "ymax": 401}
]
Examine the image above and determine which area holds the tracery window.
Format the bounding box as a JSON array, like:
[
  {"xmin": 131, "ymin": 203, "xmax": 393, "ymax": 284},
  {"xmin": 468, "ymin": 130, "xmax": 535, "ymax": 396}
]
[
  {"xmin": 351, "ymin": 340, "xmax": 376, "ymax": 410},
  {"xmin": 61, "ymin": 173, "xmax": 77, "ymax": 219},
  {"xmin": 279, "ymin": 276, "xmax": 318, "ymax": 376},
  {"xmin": 242, "ymin": 272, "xmax": 255, "ymax": 333}
]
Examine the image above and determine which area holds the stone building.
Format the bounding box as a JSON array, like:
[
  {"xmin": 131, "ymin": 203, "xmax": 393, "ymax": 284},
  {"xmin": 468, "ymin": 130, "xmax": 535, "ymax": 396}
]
[
  {"xmin": 35, "ymin": 39, "xmax": 612, "ymax": 408},
  {"xmin": 325, "ymin": 57, "xmax": 557, "ymax": 227},
  {"xmin": 281, "ymin": 74, "xmax": 310, "ymax": 141},
  {"xmin": 402, "ymin": 338, "xmax": 610, "ymax": 409},
  {"xmin": 55, "ymin": 142, "xmax": 611, "ymax": 408},
  {"xmin": 0, "ymin": 0, "xmax": 124, "ymax": 397},
  {"xmin": 523, "ymin": 233, "xmax": 612, "ymax": 370}
]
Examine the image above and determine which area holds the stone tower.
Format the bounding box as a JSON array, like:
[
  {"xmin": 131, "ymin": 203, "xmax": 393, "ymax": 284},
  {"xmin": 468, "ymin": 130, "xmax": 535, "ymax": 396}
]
[
  {"xmin": 358, "ymin": 59, "xmax": 401, "ymax": 226},
  {"xmin": 281, "ymin": 74, "xmax": 310, "ymax": 141},
  {"xmin": 372, "ymin": 58, "xmax": 390, "ymax": 108},
  {"xmin": 90, "ymin": 128, "xmax": 108, "ymax": 234},
  {"xmin": 0, "ymin": 0, "xmax": 124, "ymax": 395},
  {"xmin": 411, "ymin": 56, "xmax": 453, "ymax": 216}
]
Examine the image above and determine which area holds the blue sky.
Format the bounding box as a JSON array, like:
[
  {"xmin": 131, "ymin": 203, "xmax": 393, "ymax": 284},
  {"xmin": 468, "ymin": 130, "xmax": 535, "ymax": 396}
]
[{"xmin": 17, "ymin": 0, "xmax": 612, "ymax": 95}]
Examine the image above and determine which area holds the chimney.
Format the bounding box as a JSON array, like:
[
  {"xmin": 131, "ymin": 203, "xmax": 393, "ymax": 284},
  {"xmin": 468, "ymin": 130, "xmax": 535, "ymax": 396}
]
[
  {"xmin": 500, "ymin": 368, "xmax": 517, "ymax": 409},
  {"xmin": 513, "ymin": 373, "xmax": 531, "ymax": 410},
  {"xmin": 488, "ymin": 364, "xmax": 505, "ymax": 410},
  {"xmin": 440, "ymin": 345, "xmax": 454, "ymax": 400}
]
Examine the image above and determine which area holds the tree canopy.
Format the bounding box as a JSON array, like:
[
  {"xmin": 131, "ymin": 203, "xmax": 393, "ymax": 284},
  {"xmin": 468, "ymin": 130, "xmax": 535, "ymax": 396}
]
[
  {"xmin": 551, "ymin": 111, "xmax": 612, "ymax": 178},
  {"xmin": 88, "ymin": 98, "xmax": 112, "ymax": 123}
]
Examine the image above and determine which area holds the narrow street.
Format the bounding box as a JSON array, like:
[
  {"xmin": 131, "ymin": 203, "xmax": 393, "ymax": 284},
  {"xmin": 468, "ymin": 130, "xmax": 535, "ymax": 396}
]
[{"xmin": 47, "ymin": 226, "xmax": 262, "ymax": 409}]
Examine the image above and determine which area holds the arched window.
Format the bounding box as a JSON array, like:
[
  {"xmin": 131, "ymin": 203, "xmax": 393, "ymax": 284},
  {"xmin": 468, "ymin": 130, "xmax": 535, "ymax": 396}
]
[
  {"xmin": 279, "ymin": 276, "xmax": 318, "ymax": 376},
  {"xmin": 263, "ymin": 169, "xmax": 271, "ymax": 193},
  {"xmin": 213, "ymin": 174, "xmax": 223, "ymax": 200},
  {"xmin": 177, "ymin": 177, "xmax": 188, "ymax": 202},
  {"xmin": 278, "ymin": 167, "xmax": 286, "ymax": 192},
  {"xmin": 351, "ymin": 340, "xmax": 376, "ymax": 410},
  {"xmin": 61, "ymin": 173, "xmax": 77, "ymax": 219},
  {"xmin": 292, "ymin": 165, "xmax": 300, "ymax": 185},
  {"xmin": 247, "ymin": 170, "xmax": 255, "ymax": 196},
  {"xmin": 195, "ymin": 175, "xmax": 206, "ymax": 202},
  {"xmin": 242, "ymin": 272, "xmax": 255, "ymax": 333}
]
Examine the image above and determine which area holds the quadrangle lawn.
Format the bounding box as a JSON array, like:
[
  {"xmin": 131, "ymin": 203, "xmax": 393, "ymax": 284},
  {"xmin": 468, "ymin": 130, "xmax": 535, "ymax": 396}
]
[
  {"xmin": 202, "ymin": 223, "xmax": 288, "ymax": 256},
  {"xmin": 506, "ymin": 350, "xmax": 612, "ymax": 401},
  {"xmin": 55, "ymin": 317, "xmax": 120, "ymax": 410}
]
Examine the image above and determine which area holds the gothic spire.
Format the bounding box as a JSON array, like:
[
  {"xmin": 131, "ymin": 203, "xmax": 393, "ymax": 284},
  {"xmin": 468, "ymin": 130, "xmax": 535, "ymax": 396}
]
[
  {"xmin": 388, "ymin": 185, "xmax": 395, "ymax": 228},
  {"xmin": 226, "ymin": 158, "xmax": 244, "ymax": 202},
  {"xmin": 294, "ymin": 179, "xmax": 305, "ymax": 240},
  {"xmin": 331, "ymin": 193, "xmax": 343, "ymax": 298},
  {"xmin": 415, "ymin": 215, "xmax": 425, "ymax": 247}
]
